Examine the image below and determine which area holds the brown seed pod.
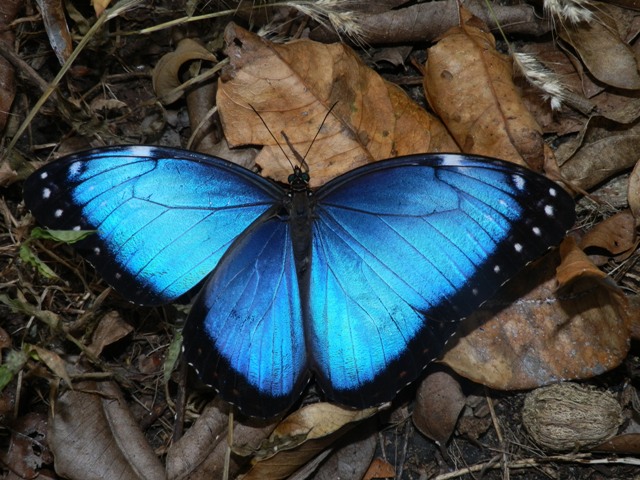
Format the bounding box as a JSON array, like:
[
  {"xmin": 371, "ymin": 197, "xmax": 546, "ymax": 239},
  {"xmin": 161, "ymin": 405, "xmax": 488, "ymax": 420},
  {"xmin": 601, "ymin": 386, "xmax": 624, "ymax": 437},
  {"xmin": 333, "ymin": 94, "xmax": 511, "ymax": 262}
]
[{"xmin": 522, "ymin": 383, "xmax": 623, "ymax": 451}]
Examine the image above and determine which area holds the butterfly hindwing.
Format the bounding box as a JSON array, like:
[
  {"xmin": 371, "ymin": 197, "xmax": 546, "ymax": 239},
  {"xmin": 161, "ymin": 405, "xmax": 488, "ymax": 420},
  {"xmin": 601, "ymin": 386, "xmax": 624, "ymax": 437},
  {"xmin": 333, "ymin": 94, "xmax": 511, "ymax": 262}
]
[
  {"xmin": 23, "ymin": 146, "xmax": 283, "ymax": 305},
  {"xmin": 309, "ymin": 154, "xmax": 575, "ymax": 407},
  {"xmin": 182, "ymin": 215, "xmax": 309, "ymax": 418}
]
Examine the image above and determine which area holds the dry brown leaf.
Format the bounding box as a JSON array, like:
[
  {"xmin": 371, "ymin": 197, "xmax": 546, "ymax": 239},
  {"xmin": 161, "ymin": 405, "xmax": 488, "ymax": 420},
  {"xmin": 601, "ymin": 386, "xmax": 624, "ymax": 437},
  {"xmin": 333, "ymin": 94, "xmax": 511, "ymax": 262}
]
[
  {"xmin": 35, "ymin": 0, "xmax": 73, "ymax": 65},
  {"xmin": 623, "ymin": 294, "xmax": 640, "ymax": 340},
  {"xmin": 579, "ymin": 210, "xmax": 637, "ymax": 262},
  {"xmin": 28, "ymin": 345, "xmax": 72, "ymax": 387},
  {"xmin": 0, "ymin": 326, "xmax": 10, "ymax": 350},
  {"xmin": 557, "ymin": 117, "xmax": 640, "ymax": 190},
  {"xmin": 166, "ymin": 398, "xmax": 276, "ymax": 479},
  {"xmin": 556, "ymin": 236, "xmax": 609, "ymax": 285},
  {"xmin": 4, "ymin": 412, "xmax": 52, "ymax": 479},
  {"xmin": 441, "ymin": 249, "xmax": 629, "ymax": 390},
  {"xmin": 595, "ymin": 433, "xmax": 640, "ymax": 454},
  {"xmin": 558, "ymin": 4, "xmax": 640, "ymax": 90},
  {"xmin": 309, "ymin": 428, "xmax": 376, "ymax": 480},
  {"xmin": 93, "ymin": 0, "xmax": 112, "ymax": 16},
  {"xmin": 0, "ymin": 0, "xmax": 20, "ymax": 133},
  {"xmin": 628, "ymin": 159, "xmax": 640, "ymax": 221},
  {"xmin": 86, "ymin": 310, "xmax": 133, "ymax": 357},
  {"xmin": 424, "ymin": 7, "xmax": 544, "ymax": 170},
  {"xmin": 153, "ymin": 38, "xmax": 217, "ymax": 104},
  {"xmin": 49, "ymin": 380, "xmax": 166, "ymax": 480},
  {"xmin": 242, "ymin": 403, "xmax": 378, "ymax": 480},
  {"xmin": 363, "ymin": 457, "xmax": 395, "ymax": 480},
  {"xmin": 217, "ymin": 23, "xmax": 457, "ymax": 186},
  {"xmin": 412, "ymin": 369, "xmax": 465, "ymax": 446}
]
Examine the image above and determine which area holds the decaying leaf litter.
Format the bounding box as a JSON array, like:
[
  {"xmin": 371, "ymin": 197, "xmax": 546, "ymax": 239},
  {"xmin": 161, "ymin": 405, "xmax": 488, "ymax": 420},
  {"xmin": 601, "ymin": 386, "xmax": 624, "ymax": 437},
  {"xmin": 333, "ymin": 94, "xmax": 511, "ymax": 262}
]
[{"xmin": 1, "ymin": 0, "xmax": 640, "ymax": 478}]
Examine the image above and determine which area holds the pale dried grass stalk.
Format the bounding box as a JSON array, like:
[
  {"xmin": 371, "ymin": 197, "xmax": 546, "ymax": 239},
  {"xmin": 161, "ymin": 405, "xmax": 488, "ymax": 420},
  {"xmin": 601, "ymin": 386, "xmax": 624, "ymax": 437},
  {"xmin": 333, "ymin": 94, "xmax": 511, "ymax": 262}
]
[
  {"xmin": 513, "ymin": 52, "xmax": 571, "ymax": 110},
  {"xmin": 544, "ymin": 0, "xmax": 594, "ymax": 24},
  {"xmin": 284, "ymin": 0, "xmax": 364, "ymax": 40}
]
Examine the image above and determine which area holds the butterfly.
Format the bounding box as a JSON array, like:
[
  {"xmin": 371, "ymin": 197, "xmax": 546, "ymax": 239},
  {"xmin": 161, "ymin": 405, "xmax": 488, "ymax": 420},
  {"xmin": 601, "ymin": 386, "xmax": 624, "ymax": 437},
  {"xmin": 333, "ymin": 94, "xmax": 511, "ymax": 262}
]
[{"xmin": 23, "ymin": 146, "xmax": 575, "ymax": 418}]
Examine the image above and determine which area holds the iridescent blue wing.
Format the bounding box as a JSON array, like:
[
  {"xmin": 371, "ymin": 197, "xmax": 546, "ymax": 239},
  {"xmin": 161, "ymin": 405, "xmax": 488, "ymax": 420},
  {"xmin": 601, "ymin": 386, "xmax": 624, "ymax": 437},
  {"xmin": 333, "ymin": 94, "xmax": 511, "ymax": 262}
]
[
  {"xmin": 309, "ymin": 154, "xmax": 575, "ymax": 408},
  {"xmin": 23, "ymin": 146, "xmax": 283, "ymax": 305},
  {"xmin": 182, "ymin": 217, "xmax": 308, "ymax": 418}
]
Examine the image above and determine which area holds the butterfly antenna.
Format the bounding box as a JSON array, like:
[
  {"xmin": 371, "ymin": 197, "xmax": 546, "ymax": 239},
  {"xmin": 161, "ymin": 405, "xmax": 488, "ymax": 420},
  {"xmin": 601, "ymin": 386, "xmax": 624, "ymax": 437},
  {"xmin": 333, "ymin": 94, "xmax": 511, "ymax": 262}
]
[
  {"xmin": 302, "ymin": 101, "xmax": 338, "ymax": 161},
  {"xmin": 249, "ymin": 104, "xmax": 296, "ymax": 171}
]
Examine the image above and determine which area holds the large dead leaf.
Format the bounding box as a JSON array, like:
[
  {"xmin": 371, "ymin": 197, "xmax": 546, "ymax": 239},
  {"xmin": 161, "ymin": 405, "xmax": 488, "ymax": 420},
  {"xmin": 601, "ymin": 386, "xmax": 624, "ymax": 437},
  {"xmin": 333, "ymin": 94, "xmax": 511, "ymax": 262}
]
[
  {"xmin": 49, "ymin": 380, "xmax": 166, "ymax": 480},
  {"xmin": 423, "ymin": 7, "xmax": 545, "ymax": 170},
  {"xmin": 441, "ymin": 247, "xmax": 630, "ymax": 390},
  {"xmin": 217, "ymin": 23, "xmax": 457, "ymax": 186},
  {"xmin": 558, "ymin": 3, "xmax": 640, "ymax": 90},
  {"xmin": 557, "ymin": 117, "xmax": 640, "ymax": 190}
]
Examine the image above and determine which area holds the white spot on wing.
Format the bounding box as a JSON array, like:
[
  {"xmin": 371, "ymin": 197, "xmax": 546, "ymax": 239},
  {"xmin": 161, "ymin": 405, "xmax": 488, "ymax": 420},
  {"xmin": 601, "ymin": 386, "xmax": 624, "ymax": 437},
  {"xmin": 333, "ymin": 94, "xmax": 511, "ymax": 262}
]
[
  {"xmin": 494, "ymin": 265, "xmax": 501, "ymax": 273},
  {"xmin": 544, "ymin": 205, "xmax": 554, "ymax": 217},
  {"xmin": 43, "ymin": 188, "xmax": 51, "ymax": 199},
  {"xmin": 73, "ymin": 225, "xmax": 81, "ymax": 231},
  {"xmin": 69, "ymin": 162, "xmax": 82, "ymax": 177},
  {"xmin": 40, "ymin": 172, "xmax": 48, "ymax": 179},
  {"xmin": 532, "ymin": 226, "xmax": 541, "ymax": 236},
  {"xmin": 514, "ymin": 243, "xmax": 523, "ymax": 253},
  {"xmin": 513, "ymin": 175, "xmax": 525, "ymax": 190},
  {"xmin": 549, "ymin": 187, "xmax": 557, "ymax": 197},
  {"xmin": 54, "ymin": 209, "xmax": 63, "ymax": 218},
  {"xmin": 443, "ymin": 154, "xmax": 466, "ymax": 167},
  {"xmin": 131, "ymin": 146, "xmax": 157, "ymax": 158}
]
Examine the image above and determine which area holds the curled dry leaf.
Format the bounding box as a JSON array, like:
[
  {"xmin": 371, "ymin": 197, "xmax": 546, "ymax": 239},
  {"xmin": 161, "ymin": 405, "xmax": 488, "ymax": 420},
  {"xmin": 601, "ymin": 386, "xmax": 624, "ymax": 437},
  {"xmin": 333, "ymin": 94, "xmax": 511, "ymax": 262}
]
[
  {"xmin": 153, "ymin": 38, "xmax": 217, "ymax": 105},
  {"xmin": 241, "ymin": 403, "xmax": 378, "ymax": 480},
  {"xmin": 49, "ymin": 380, "xmax": 166, "ymax": 480},
  {"xmin": 424, "ymin": 7, "xmax": 545, "ymax": 170},
  {"xmin": 412, "ymin": 369, "xmax": 465, "ymax": 446},
  {"xmin": 86, "ymin": 310, "xmax": 133, "ymax": 357},
  {"xmin": 441, "ymin": 244, "xmax": 630, "ymax": 390},
  {"xmin": 36, "ymin": 0, "xmax": 73, "ymax": 65},
  {"xmin": 558, "ymin": 4, "xmax": 640, "ymax": 90},
  {"xmin": 579, "ymin": 210, "xmax": 637, "ymax": 263},
  {"xmin": 166, "ymin": 398, "xmax": 277, "ymax": 480},
  {"xmin": 217, "ymin": 23, "xmax": 457, "ymax": 187}
]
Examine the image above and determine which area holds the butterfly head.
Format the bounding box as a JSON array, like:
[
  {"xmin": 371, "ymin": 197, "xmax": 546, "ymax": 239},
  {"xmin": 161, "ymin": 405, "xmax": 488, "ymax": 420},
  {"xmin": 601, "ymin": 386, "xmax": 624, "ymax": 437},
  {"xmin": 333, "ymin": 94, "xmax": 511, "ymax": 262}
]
[{"xmin": 288, "ymin": 166, "xmax": 310, "ymax": 191}]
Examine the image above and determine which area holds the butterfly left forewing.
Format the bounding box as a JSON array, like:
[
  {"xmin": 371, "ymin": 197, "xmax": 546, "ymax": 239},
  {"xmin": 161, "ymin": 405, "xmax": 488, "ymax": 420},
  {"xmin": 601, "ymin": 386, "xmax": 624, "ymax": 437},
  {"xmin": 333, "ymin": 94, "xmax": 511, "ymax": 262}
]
[
  {"xmin": 308, "ymin": 153, "xmax": 575, "ymax": 408},
  {"xmin": 23, "ymin": 146, "xmax": 283, "ymax": 305}
]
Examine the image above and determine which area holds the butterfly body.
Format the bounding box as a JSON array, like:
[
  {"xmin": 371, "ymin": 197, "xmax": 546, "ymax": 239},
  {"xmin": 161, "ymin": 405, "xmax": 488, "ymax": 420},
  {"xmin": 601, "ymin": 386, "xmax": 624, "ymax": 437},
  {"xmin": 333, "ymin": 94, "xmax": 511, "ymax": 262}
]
[{"xmin": 24, "ymin": 146, "xmax": 575, "ymax": 418}]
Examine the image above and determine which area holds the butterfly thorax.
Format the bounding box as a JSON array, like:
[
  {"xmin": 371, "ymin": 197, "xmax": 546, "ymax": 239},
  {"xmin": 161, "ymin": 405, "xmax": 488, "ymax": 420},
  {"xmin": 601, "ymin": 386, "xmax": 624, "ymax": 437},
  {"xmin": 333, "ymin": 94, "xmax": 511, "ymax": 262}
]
[{"xmin": 286, "ymin": 167, "xmax": 313, "ymax": 280}]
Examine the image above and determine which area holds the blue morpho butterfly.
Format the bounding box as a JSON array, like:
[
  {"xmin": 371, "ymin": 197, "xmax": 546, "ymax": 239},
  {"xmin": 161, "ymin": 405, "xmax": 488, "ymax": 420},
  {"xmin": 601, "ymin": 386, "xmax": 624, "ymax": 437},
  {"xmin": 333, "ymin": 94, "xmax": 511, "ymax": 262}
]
[{"xmin": 23, "ymin": 145, "xmax": 575, "ymax": 418}]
